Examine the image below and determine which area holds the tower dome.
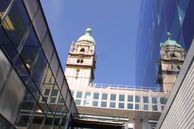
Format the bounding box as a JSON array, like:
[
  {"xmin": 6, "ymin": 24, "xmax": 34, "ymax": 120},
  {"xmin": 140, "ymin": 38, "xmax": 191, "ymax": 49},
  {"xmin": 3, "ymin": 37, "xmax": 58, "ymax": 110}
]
[
  {"xmin": 77, "ymin": 28, "xmax": 95, "ymax": 44},
  {"xmin": 160, "ymin": 32, "xmax": 182, "ymax": 48}
]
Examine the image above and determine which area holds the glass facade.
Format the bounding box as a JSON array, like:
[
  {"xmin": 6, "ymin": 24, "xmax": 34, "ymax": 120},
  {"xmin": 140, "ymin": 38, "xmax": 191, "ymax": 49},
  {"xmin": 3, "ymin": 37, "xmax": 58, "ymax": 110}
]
[
  {"xmin": 136, "ymin": 0, "xmax": 194, "ymax": 88},
  {"xmin": 0, "ymin": 0, "xmax": 77, "ymax": 128}
]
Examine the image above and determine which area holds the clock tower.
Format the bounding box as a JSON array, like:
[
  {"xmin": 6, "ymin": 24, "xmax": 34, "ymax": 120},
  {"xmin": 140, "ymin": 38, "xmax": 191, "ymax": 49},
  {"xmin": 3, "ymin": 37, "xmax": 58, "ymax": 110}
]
[
  {"xmin": 159, "ymin": 32, "xmax": 185, "ymax": 93},
  {"xmin": 65, "ymin": 28, "xmax": 96, "ymax": 88}
]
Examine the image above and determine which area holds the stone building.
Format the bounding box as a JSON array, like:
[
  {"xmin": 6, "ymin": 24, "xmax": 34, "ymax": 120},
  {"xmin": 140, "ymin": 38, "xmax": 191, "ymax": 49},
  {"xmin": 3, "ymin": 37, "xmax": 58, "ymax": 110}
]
[{"xmin": 65, "ymin": 28, "xmax": 169, "ymax": 129}]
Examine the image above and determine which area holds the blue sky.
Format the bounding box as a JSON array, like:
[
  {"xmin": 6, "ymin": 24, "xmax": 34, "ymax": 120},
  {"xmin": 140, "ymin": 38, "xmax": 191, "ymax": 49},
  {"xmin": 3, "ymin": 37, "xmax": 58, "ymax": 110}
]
[{"xmin": 41, "ymin": 0, "xmax": 141, "ymax": 85}]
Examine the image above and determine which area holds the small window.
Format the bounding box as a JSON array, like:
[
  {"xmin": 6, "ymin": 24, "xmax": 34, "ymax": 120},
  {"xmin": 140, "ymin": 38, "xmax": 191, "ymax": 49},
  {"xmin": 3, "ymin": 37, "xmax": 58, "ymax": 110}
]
[
  {"xmin": 44, "ymin": 89, "xmax": 50, "ymax": 95},
  {"xmin": 58, "ymin": 96, "xmax": 64, "ymax": 104},
  {"xmin": 75, "ymin": 99, "xmax": 81, "ymax": 105},
  {"xmin": 83, "ymin": 100, "xmax": 90, "ymax": 106},
  {"xmin": 160, "ymin": 97, "xmax": 167, "ymax": 105},
  {"xmin": 110, "ymin": 94, "xmax": 116, "ymax": 101},
  {"xmin": 143, "ymin": 105, "xmax": 149, "ymax": 110},
  {"xmin": 152, "ymin": 97, "xmax": 157, "ymax": 104},
  {"xmin": 93, "ymin": 93, "xmax": 99, "ymax": 99},
  {"xmin": 127, "ymin": 104, "xmax": 133, "ymax": 109},
  {"xmin": 135, "ymin": 104, "xmax": 140, "ymax": 110},
  {"xmin": 110, "ymin": 102, "xmax": 116, "ymax": 108},
  {"xmin": 135, "ymin": 96, "xmax": 140, "ymax": 102},
  {"xmin": 76, "ymin": 92, "xmax": 82, "ymax": 98},
  {"xmin": 77, "ymin": 59, "xmax": 80, "ymax": 63},
  {"xmin": 50, "ymin": 98, "xmax": 56, "ymax": 103},
  {"xmin": 128, "ymin": 95, "xmax": 133, "ymax": 102},
  {"xmin": 92, "ymin": 101, "xmax": 98, "ymax": 107},
  {"xmin": 152, "ymin": 105, "xmax": 158, "ymax": 111},
  {"xmin": 80, "ymin": 59, "xmax": 83, "ymax": 63},
  {"xmin": 101, "ymin": 101, "xmax": 107, "ymax": 107},
  {"xmin": 85, "ymin": 92, "xmax": 91, "ymax": 99},
  {"xmin": 119, "ymin": 103, "xmax": 124, "ymax": 109},
  {"xmin": 143, "ymin": 96, "xmax": 149, "ymax": 103},
  {"xmin": 119, "ymin": 95, "xmax": 125, "ymax": 101},
  {"xmin": 102, "ymin": 93, "xmax": 107, "ymax": 100},
  {"xmin": 80, "ymin": 48, "xmax": 85, "ymax": 52},
  {"xmin": 51, "ymin": 89, "xmax": 58, "ymax": 96}
]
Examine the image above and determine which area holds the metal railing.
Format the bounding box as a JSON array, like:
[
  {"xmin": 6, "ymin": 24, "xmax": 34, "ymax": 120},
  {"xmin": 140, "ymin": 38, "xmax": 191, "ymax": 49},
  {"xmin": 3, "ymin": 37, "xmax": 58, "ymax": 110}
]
[{"xmin": 90, "ymin": 83, "xmax": 162, "ymax": 92}]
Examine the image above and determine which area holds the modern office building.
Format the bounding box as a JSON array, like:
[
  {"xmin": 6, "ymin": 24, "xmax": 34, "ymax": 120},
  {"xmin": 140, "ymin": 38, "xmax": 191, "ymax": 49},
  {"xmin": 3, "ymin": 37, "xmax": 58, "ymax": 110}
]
[
  {"xmin": 0, "ymin": 0, "xmax": 77, "ymax": 129},
  {"xmin": 136, "ymin": 0, "xmax": 194, "ymax": 88}
]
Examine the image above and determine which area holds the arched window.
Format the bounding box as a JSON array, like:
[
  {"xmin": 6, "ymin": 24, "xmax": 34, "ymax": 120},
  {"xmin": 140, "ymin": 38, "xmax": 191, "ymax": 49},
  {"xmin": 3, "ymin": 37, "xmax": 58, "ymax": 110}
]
[
  {"xmin": 77, "ymin": 59, "xmax": 80, "ymax": 63},
  {"xmin": 80, "ymin": 59, "xmax": 83, "ymax": 63},
  {"xmin": 80, "ymin": 48, "xmax": 85, "ymax": 52}
]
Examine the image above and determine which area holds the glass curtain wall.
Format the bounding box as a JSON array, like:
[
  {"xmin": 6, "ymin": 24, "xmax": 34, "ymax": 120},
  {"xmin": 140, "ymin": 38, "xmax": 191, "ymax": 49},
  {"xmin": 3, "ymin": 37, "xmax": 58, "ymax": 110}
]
[
  {"xmin": 0, "ymin": 0, "xmax": 77, "ymax": 128},
  {"xmin": 135, "ymin": 0, "xmax": 194, "ymax": 88}
]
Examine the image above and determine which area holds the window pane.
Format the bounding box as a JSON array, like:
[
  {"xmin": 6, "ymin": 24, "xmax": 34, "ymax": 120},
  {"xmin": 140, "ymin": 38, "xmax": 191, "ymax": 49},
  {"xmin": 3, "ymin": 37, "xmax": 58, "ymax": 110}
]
[
  {"xmin": 135, "ymin": 96, "xmax": 140, "ymax": 102},
  {"xmin": 75, "ymin": 99, "xmax": 81, "ymax": 105},
  {"xmin": 3, "ymin": 0, "xmax": 31, "ymax": 47},
  {"xmin": 50, "ymin": 52, "xmax": 59, "ymax": 77},
  {"xmin": 101, "ymin": 101, "xmax": 107, "ymax": 107},
  {"xmin": 110, "ymin": 102, "xmax": 115, "ymax": 108},
  {"xmin": 152, "ymin": 105, "xmax": 158, "ymax": 111},
  {"xmin": 50, "ymin": 98, "xmax": 56, "ymax": 103},
  {"xmin": 76, "ymin": 92, "xmax": 82, "ymax": 98},
  {"xmin": 119, "ymin": 103, "xmax": 124, "ymax": 109},
  {"xmin": 119, "ymin": 95, "xmax": 125, "ymax": 101},
  {"xmin": 31, "ymin": 50, "xmax": 47, "ymax": 87},
  {"xmin": 128, "ymin": 95, "xmax": 133, "ymax": 102},
  {"xmin": 102, "ymin": 93, "xmax": 107, "ymax": 100},
  {"xmin": 44, "ymin": 89, "xmax": 50, "ymax": 95},
  {"xmin": 143, "ymin": 96, "xmax": 149, "ymax": 103},
  {"xmin": 92, "ymin": 101, "xmax": 98, "ymax": 107},
  {"xmin": 152, "ymin": 97, "xmax": 157, "ymax": 104},
  {"xmin": 93, "ymin": 93, "xmax": 99, "ymax": 99},
  {"xmin": 51, "ymin": 89, "xmax": 58, "ymax": 96},
  {"xmin": 127, "ymin": 103, "xmax": 133, "ymax": 109},
  {"xmin": 42, "ymin": 34, "xmax": 54, "ymax": 61},
  {"xmin": 135, "ymin": 104, "xmax": 140, "ymax": 110},
  {"xmin": 85, "ymin": 92, "xmax": 91, "ymax": 99},
  {"xmin": 143, "ymin": 105, "xmax": 149, "ymax": 110},
  {"xmin": 160, "ymin": 97, "xmax": 167, "ymax": 104},
  {"xmin": 110, "ymin": 94, "xmax": 116, "ymax": 101},
  {"xmin": 58, "ymin": 96, "xmax": 64, "ymax": 104},
  {"xmin": 83, "ymin": 100, "xmax": 90, "ymax": 106}
]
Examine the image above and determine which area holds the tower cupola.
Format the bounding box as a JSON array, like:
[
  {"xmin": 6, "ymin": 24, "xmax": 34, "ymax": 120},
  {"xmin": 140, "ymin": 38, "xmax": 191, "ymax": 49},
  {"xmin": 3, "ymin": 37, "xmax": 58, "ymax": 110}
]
[{"xmin": 77, "ymin": 28, "xmax": 95, "ymax": 44}]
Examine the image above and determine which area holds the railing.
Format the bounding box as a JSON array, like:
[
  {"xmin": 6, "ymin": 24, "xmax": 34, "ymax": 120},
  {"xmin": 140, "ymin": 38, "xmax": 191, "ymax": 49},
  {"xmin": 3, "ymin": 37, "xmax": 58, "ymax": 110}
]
[{"xmin": 90, "ymin": 83, "xmax": 162, "ymax": 92}]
